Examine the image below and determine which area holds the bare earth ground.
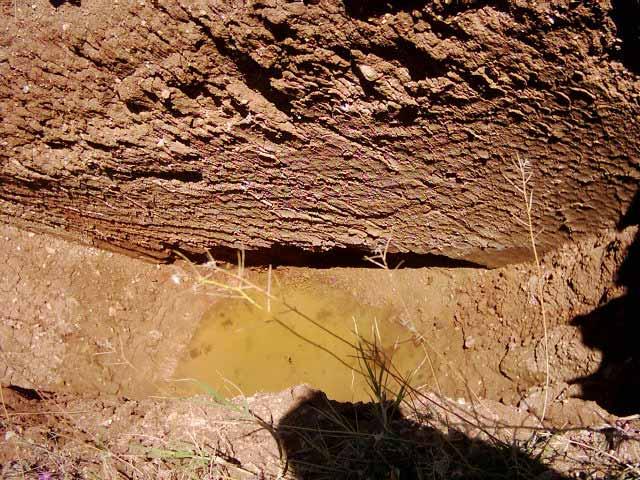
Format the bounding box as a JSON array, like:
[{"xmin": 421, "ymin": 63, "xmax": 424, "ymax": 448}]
[{"xmin": 1, "ymin": 224, "xmax": 639, "ymax": 478}]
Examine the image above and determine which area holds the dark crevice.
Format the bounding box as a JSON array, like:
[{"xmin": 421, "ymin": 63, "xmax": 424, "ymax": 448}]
[
  {"xmin": 425, "ymin": 14, "xmax": 472, "ymax": 41},
  {"xmin": 84, "ymin": 140, "xmax": 116, "ymax": 153},
  {"xmin": 164, "ymin": 84, "xmax": 221, "ymax": 116},
  {"xmin": 253, "ymin": 127, "xmax": 295, "ymax": 144},
  {"xmin": 395, "ymin": 104, "xmax": 420, "ymax": 124},
  {"xmin": 45, "ymin": 139, "xmax": 76, "ymax": 149},
  {"xmin": 49, "ymin": 0, "xmax": 81, "ymax": 7},
  {"xmin": 116, "ymin": 139, "xmax": 145, "ymax": 149},
  {"xmin": 171, "ymin": 244, "xmax": 487, "ymax": 269},
  {"xmin": 175, "ymin": 9, "xmax": 294, "ymax": 119},
  {"xmin": 350, "ymin": 60, "xmax": 381, "ymax": 99},
  {"xmin": 466, "ymin": 74, "xmax": 505, "ymax": 100},
  {"xmin": 123, "ymin": 91, "xmax": 158, "ymax": 115},
  {"xmin": 610, "ymin": 0, "xmax": 640, "ymax": 73},
  {"xmin": 343, "ymin": 0, "xmax": 427, "ymax": 19},
  {"xmin": 104, "ymin": 168, "xmax": 203, "ymax": 183},
  {"xmin": 373, "ymin": 103, "xmax": 421, "ymax": 125},
  {"xmin": 396, "ymin": 37, "xmax": 448, "ymax": 80},
  {"xmin": 139, "ymin": 170, "xmax": 203, "ymax": 183},
  {"xmin": 162, "ymin": 99, "xmax": 190, "ymax": 119},
  {"xmin": 8, "ymin": 385, "xmax": 47, "ymax": 400},
  {"xmin": 227, "ymin": 96, "xmax": 251, "ymax": 118},
  {"xmin": 70, "ymin": 45, "xmax": 108, "ymax": 70},
  {"xmin": 329, "ymin": 44, "xmax": 353, "ymax": 64},
  {"xmin": 124, "ymin": 101, "xmax": 152, "ymax": 114},
  {"xmin": 261, "ymin": 17, "xmax": 297, "ymax": 42},
  {"xmin": 175, "ymin": 81, "xmax": 209, "ymax": 100},
  {"xmin": 364, "ymin": 39, "xmax": 449, "ymax": 81},
  {"xmin": 213, "ymin": 37, "xmax": 294, "ymax": 118}
]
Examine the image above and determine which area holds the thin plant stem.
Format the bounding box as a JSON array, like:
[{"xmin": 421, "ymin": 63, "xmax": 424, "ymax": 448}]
[
  {"xmin": 505, "ymin": 154, "xmax": 550, "ymax": 426},
  {"xmin": 0, "ymin": 385, "xmax": 9, "ymax": 424}
]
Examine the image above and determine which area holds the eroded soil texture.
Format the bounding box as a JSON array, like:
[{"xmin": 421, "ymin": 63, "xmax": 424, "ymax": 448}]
[{"xmin": 1, "ymin": 0, "xmax": 639, "ymax": 264}]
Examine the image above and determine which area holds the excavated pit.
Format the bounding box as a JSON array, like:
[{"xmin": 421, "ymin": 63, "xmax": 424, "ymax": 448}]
[
  {"xmin": 1, "ymin": 222, "xmax": 638, "ymax": 417},
  {"xmin": 1, "ymin": 219, "xmax": 639, "ymax": 478},
  {"xmin": 1, "ymin": 0, "xmax": 640, "ymax": 476}
]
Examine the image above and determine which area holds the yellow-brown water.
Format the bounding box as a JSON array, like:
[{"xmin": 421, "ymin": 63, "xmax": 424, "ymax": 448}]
[{"xmin": 173, "ymin": 282, "xmax": 428, "ymax": 402}]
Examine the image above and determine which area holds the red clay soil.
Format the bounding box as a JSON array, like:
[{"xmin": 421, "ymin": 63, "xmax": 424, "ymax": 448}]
[
  {"xmin": 1, "ymin": 0, "xmax": 639, "ymax": 264},
  {"xmin": 0, "ymin": 219, "xmax": 639, "ymax": 477},
  {"xmin": 1, "ymin": 222, "xmax": 638, "ymax": 420},
  {"xmin": 1, "ymin": 1, "xmax": 639, "ymax": 476}
]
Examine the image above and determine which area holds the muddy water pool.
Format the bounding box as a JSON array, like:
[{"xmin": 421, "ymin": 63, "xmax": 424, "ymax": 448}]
[{"xmin": 173, "ymin": 282, "xmax": 428, "ymax": 402}]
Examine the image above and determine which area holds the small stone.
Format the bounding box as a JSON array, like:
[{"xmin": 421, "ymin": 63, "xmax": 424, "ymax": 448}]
[
  {"xmin": 358, "ymin": 64, "xmax": 380, "ymax": 82},
  {"xmin": 157, "ymin": 138, "xmax": 166, "ymax": 147},
  {"xmin": 291, "ymin": 384, "xmax": 315, "ymax": 402},
  {"xmin": 464, "ymin": 336, "xmax": 476, "ymax": 349},
  {"xmin": 160, "ymin": 88, "xmax": 171, "ymax": 100},
  {"xmin": 22, "ymin": 85, "xmax": 30, "ymax": 93},
  {"xmin": 148, "ymin": 330, "xmax": 162, "ymax": 342},
  {"xmin": 477, "ymin": 149, "xmax": 490, "ymax": 160},
  {"xmin": 100, "ymin": 418, "xmax": 113, "ymax": 427}
]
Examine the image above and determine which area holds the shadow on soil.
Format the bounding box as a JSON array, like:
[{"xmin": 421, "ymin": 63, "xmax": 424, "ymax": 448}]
[
  {"xmin": 342, "ymin": 0, "xmax": 426, "ymax": 19},
  {"xmin": 175, "ymin": 244, "xmax": 486, "ymax": 269},
  {"xmin": 49, "ymin": 0, "xmax": 81, "ymax": 6},
  {"xmin": 277, "ymin": 390, "xmax": 567, "ymax": 480},
  {"xmin": 610, "ymin": 0, "xmax": 640, "ymax": 73},
  {"xmin": 570, "ymin": 190, "xmax": 640, "ymax": 416}
]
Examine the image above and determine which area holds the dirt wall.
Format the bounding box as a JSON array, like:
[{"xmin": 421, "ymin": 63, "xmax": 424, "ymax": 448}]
[{"xmin": 1, "ymin": 0, "xmax": 639, "ymax": 264}]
